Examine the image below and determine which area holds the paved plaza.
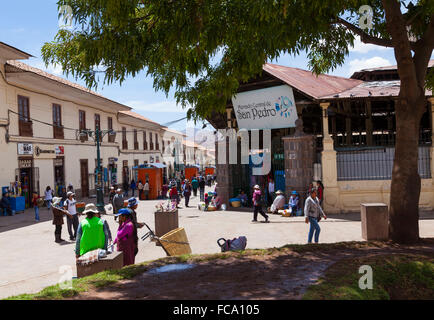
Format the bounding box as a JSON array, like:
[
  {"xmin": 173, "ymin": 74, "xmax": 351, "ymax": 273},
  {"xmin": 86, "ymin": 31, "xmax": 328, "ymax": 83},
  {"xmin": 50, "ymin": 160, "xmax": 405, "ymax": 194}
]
[{"xmin": 1, "ymin": 189, "xmax": 434, "ymax": 299}]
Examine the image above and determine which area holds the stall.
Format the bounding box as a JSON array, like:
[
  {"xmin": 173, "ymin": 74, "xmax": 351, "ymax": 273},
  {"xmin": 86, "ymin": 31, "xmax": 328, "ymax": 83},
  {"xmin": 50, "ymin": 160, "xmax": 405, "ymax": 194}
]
[
  {"xmin": 205, "ymin": 166, "xmax": 215, "ymax": 176},
  {"xmin": 185, "ymin": 165, "xmax": 199, "ymax": 182},
  {"xmin": 137, "ymin": 163, "xmax": 167, "ymax": 200}
]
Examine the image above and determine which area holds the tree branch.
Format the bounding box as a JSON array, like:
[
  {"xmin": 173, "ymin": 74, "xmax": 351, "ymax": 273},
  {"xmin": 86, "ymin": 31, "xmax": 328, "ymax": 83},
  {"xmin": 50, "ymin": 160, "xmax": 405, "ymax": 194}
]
[{"xmin": 333, "ymin": 17, "xmax": 394, "ymax": 48}]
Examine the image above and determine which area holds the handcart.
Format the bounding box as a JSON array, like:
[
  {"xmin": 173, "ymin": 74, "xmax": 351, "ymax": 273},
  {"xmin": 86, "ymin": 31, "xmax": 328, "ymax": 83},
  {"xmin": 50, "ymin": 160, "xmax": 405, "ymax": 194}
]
[{"xmin": 140, "ymin": 222, "xmax": 192, "ymax": 256}]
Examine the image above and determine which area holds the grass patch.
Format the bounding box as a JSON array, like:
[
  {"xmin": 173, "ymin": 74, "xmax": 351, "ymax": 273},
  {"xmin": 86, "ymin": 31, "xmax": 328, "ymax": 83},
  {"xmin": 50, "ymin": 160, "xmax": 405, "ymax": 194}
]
[{"xmin": 303, "ymin": 253, "xmax": 434, "ymax": 300}]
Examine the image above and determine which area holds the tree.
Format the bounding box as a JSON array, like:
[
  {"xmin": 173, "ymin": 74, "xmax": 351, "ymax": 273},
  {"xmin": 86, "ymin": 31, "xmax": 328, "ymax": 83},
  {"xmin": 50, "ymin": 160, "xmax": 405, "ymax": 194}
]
[{"xmin": 43, "ymin": 0, "xmax": 434, "ymax": 243}]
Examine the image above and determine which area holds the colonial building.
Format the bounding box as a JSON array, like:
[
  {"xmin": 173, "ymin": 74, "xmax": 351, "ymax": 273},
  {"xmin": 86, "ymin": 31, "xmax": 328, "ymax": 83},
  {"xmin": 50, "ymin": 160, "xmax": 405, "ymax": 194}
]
[
  {"xmin": 0, "ymin": 42, "xmax": 193, "ymax": 207},
  {"xmin": 208, "ymin": 62, "xmax": 434, "ymax": 213}
]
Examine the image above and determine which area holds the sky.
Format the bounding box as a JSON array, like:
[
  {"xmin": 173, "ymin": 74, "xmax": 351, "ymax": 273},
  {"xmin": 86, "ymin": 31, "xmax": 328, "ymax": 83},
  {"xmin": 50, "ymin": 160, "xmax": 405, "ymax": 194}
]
[{"xmin": 0, "ymin": 0, "xmax": 424, "ymax": 132}]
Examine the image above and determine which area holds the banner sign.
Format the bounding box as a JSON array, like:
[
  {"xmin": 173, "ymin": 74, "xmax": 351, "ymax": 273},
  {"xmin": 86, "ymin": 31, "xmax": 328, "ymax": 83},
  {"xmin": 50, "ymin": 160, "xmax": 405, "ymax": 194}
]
[
  {"xmin": 232, "ymin": 85, "xmax": 298, "ymax": 130},
  {"xmin": 55, "ymin": 146, "xmax": 64, "ymax": 155},
  {"xmin": 34, "ymin": 145, "xmax": 56, "ymax": 159}
]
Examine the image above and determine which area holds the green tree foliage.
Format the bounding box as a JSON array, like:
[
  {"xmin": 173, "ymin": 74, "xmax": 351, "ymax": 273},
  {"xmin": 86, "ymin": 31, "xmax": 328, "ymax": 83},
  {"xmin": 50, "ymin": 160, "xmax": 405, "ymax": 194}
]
[{"xmin": 43, "ymin": 0, "xmax": 433, "ymax": 121}]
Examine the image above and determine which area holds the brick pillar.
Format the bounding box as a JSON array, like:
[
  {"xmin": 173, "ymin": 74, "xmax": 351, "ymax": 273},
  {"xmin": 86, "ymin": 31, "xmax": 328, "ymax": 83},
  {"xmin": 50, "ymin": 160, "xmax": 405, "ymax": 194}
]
[{"xmin": 320, "ymin": 102, "xmax": 340, "ymax": 213}]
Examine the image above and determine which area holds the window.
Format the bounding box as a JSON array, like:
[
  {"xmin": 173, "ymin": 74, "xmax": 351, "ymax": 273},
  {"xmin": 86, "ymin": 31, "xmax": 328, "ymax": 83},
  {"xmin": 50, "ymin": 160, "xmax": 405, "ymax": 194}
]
[
  {"xmin": 134, "ymin": 129, "xmax": 139, "ymax": 150},
  {"xmin": 155, "ymin": 133, "xmax": 159, "ymax": 150},
  {"xmin": 122, "ymin": 127, "xmax": 128, "ymax": 150},
  {"xmin": 18, "ymin": 95, "xmax": 32, "ymax": 137},
  {"xmin": 143, "ymin": 131, "xmax": 148, "ymax": 150},
  {"xmin": 150, "ymin": 132, "xmax": 154, "ymax": 150},
  {"xmin": 52, "ymin": 104, "xmax": 63, "ymax": 139},
  {"xmin": 107, "ymin": 117, "xmax": 115, "ymax": 143},
  {"xmin": 79, "ymin": 110, "xmax": 87, "ymax": 141},
  {"xmin": 94, "ymin": 114, "xmax": 102, "ymax": 141}
]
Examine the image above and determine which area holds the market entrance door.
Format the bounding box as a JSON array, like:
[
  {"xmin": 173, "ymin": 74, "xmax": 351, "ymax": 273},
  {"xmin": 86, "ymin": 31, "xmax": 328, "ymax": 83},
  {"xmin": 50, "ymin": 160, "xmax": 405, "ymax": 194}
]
[{"xmin": 80, "ymin": 159, "xmax": 89, "ymax": 198}]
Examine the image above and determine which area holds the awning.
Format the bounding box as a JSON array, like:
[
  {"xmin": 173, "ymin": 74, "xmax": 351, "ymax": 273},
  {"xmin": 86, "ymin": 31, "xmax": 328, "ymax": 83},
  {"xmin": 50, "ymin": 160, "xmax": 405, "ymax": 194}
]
[{"xmin": 150, "ymin": 163, "xmax": 167, "ymax": 169}]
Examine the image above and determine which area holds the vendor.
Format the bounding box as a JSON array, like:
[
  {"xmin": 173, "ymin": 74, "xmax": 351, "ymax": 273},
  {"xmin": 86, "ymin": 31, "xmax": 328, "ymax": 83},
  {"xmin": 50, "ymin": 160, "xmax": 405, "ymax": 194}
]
[
  {"xmin": 211, "ymin": 192, "xmax": 222, "ymax": 210},
  {"xmin": 289, "ymin": 191, "xmax": 301, "ymax": 216},
  {"xmin": 113, "ymin": 208, "xmax": 138, "ymax": 267},
  {"xmin": 270, "ymin": 190, "xmax": 286, "ymax": 214},
  {"xmin": 236, "ymin": 190, "xmax": 248, "ymax": 207},
  {"xmin": 75, "ymin": 203, "xmax": 108, "ymax": 259}
]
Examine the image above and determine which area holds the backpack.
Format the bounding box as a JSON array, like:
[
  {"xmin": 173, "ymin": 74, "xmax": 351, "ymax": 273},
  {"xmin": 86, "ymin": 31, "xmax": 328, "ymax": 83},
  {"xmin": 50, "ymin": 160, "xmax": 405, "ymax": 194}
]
[{"xmin": 217, "ymin": 236, "xmax": 247, "ymax": 252}]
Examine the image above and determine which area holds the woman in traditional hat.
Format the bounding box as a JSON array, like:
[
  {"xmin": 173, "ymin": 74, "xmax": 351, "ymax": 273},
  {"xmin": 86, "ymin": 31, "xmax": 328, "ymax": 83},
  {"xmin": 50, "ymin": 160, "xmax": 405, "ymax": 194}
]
[
  {"xmin": 113, "ymin": 208, "xmax": 138, "ymax": 266},
  {"xmin": 75, "ymin": 203, "xmax": 108, "ymax": 258},
  {"xmin": 270, "ymin": 190, "xmax": 286, "ymax": 214},
  {"xmin": 252, "ymin": 185, "xmax": 269, "ymax": 223}
]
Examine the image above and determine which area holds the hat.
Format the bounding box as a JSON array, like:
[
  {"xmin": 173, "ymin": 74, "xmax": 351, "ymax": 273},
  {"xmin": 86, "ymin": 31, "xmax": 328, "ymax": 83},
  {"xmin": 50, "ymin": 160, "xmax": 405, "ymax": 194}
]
[
  {"xmin": 110, "ymin": 186, "xmax": 114, "ymax": 190},
  {"xmin": 275, "ymin": 190, "xmax": 284, "ymax": 195},
  {"xmin": 116, "ymin": 188, "xmax": 122, "ymax": 192},
  {"xmin": 83, "ymin": 203, "xmax": 99, "ymax": 214},
  {"xmin": 67, "ymin": 191, "xmax": 74, "ymax": 197},
  {"xmin": 52, "ymin": 197, "xmax": 62, "ymax": 206},
  {"xmin": 291, "ymin": 191, "xmax": 298, "ymax": 195},
  {"xmin": 254, "ymin": 185, "xmax": 260, "ymax": 189},
  {"xmin": 128, "ymin": 197, "xmax": 138, "ymax": 208},
  {"xmin": 114, "ymin": 208, "xmax": 131, "ymax": 217}
]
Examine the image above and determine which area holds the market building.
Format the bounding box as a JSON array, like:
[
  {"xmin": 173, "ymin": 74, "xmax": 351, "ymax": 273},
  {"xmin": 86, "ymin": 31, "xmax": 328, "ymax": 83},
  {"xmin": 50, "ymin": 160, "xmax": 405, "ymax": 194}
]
[{"xmin": 208, "ymin": 62, "xmax": 434, "ymax": 213}]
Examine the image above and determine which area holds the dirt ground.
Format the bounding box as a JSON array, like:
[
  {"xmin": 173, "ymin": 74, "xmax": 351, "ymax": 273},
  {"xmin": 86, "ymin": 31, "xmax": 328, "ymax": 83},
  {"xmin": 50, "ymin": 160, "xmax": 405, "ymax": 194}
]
[{"xmin": 72, "ymin": 241, "xmax": 434, "ymax": 300}]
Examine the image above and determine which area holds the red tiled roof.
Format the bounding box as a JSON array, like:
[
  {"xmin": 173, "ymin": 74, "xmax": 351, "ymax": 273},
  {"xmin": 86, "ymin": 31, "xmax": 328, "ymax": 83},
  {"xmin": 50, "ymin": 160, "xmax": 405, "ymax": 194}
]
[
  {"xmin": 118, "ymin": 110, "xmax": 160, "ymax": 125},
  {"xmin": 5, "ymin": 60, "xmax": 131, "ymax": 110},
  {"xmin": 263, "ymin": 63, "xmax": 362, "ymax": 100}
]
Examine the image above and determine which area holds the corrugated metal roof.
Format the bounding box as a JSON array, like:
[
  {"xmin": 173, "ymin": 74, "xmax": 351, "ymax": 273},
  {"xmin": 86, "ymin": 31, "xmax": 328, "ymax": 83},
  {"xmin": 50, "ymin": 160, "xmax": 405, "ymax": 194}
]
[
  {"xmin": 263, "ymin": 63, "xmax": 362, "ymax": 100},
  {"xmin": 355, "ymin": 59, "xmax": 434, "ymax": 72},
  {"xmin": 320, "ymin": 80, "xmax": 433, "ymax": 99}
]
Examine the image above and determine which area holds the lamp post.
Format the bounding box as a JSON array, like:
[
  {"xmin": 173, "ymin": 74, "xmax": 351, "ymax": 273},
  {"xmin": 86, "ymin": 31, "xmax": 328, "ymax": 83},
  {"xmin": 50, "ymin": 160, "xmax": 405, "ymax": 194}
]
[{"xmin": 79, "ymin": 127, "xmax": 116, "ymax": 213}]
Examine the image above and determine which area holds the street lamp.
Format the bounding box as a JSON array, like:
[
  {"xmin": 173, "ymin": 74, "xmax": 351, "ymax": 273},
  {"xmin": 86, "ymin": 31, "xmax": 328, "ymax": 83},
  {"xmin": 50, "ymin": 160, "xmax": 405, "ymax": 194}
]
[{"xmin": 79, "ymin": 127, "xmax": 116, "ymax": 213}]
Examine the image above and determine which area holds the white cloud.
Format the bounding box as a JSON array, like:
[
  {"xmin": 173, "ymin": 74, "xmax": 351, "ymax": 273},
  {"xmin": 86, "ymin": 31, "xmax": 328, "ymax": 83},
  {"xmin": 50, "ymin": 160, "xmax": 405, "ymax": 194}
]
[
  {"xmin": 348, "ymin": 56, "xmax": 391, "ymax": 75},
  {"xmin": 349, "ymin": 36, "xmax": 391, "ymax": 54},
  {"xmin": 125, "ymin": 100, "xmax": 189, "ymax": 113}
]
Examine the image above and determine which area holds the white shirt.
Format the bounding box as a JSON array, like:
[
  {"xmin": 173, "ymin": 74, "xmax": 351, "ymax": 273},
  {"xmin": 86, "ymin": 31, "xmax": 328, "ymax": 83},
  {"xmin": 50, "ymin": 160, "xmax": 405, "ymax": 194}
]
[
  {"xmin": 44, "ymin": 190, "xmax": 53, "ymax": 200},
  {"xmin": 65, "ymin": 198, "xmax": 77, "ymax": 215},
  {"xmin": 144, "ymin": 183, "xmax": 150, "ymax": 191},
  {"xmin": 268, "ymin": 182, "xmax": 275, "ymax": 193}
]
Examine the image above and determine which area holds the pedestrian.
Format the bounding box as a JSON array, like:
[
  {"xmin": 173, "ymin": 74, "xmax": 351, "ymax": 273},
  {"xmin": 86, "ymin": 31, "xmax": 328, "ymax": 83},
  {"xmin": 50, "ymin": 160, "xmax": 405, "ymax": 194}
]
[
  {"xmin": 51, "ymin": 197, "xmax": 72, "ymax": 243},
  {"xmin": 161, "ymin": 183, "xmax": 168, "ymax": 199},
  {"xmin": 176, "ymin": 178, "xmax": 182, "ymax": 198},
  {"xmin": 108, "ymin": 186, "xmax": 116, "ymax": 204},
  {"xmin": 183, "ymin": 179, "xmax": 192, "ymax": 207},
  {"xmin": 130, "ymin": 180, "xmax": 137, "ymax": 197},
  {"xmin": 75, "ymin": 203, "xmax": 109, "ymax": 259},
  {"xmin": 169, "ymin": 183, "xmax": 180, "ymax": 208},
  {"xmin": 64, "ymin": 191, "xmax": 79, "ymax": 241},
  {"xmin": 199, "ymin": 177, "xmax": 206, "ymax": 201},
  {"xmin": 267, "ymin": 178, "xmax": 275, "ymax": 207},
  {"xmin": 127, "ymin": 197, "xmax": 144, "ymax": 229},
  {"xmin": 123, "ymin": 180, "xmax": 129, "ymax": 197},
  {"xmin": 1, "ymin": 192, "xmax": 13, "ymax": 216},
  {"xmin": 32, "ymin": 191, "xmax": 41, "ymax": 221},
  {"xmin": 67, "ymin": 183, "xmax": 74, "ymax": 193},
  {"xmin": 44, "ymin": 186, "xmax": 54, "ymax": 210},
  {"xmin": 137, "ymin": 180, "xmax": 144, "ymax": 200},
  {"xmin": 304, "ymin": 188, "xmax": 327, "ymax": 244},
  {"xmin": 59, "ymin": 187, "xmax": 67, "ymax": 207},
  {"xmin": 252, "ymin": 185, "xmax": 269, "ymax": 223},
  {"xmin": 112, "ymin": 188, "xmax": 125, "ymax": 218},
  {"xmin": 113, "ymin": 208, "xmax": 138, "ymax": 267},
  {"xmin": 143, "ymin": 180, "xmax": 150, "ymax": 200},
  {"xmin": 191, "ymin": 177, "xmax": 199, "ymax": 197}
]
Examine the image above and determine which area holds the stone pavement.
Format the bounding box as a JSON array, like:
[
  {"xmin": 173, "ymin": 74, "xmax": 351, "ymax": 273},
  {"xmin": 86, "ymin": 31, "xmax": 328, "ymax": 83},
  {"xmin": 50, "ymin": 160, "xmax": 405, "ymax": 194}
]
[{"xmin": 1, "ymin": 189, "xmax": 433, "ymax": 299}]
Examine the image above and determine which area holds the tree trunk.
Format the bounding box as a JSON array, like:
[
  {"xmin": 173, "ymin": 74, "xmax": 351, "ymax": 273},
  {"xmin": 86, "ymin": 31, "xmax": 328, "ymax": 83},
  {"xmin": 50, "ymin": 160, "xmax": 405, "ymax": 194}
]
[{"xmin": 389, "ymin": 94, "xmax": 426, "ymax": 243}]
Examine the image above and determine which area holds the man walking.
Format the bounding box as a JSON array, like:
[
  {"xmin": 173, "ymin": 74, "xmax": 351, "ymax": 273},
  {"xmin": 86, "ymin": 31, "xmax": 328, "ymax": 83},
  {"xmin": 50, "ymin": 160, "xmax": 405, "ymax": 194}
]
[
  {"xmin": 112, "ymin": 188, "xmax": 125, "ymax": 219},
  {"xmin": 304, "ymin": 188, "xmax": 327, "ymax": 244},
  {"xmin": 64, "ymin": 191, "xmax": 79, "ymax": 241},
  {"xmin": 183, "ymin": 180, "xmax": 192, "ymax": 207},
  {"xmin": 191, "ymin": 177, "xmax": 199, "ymax": 197},
  {"xmin": 143, "ymin": 180, "xmax": 150, "ymax": 200}
]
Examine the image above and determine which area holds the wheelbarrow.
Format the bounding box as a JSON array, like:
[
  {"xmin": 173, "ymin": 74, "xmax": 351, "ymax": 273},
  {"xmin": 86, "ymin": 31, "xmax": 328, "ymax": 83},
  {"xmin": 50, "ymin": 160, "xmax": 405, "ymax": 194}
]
[{"xmin": 140, "ymin": 222, "xmax": 191, "ymax": 256}]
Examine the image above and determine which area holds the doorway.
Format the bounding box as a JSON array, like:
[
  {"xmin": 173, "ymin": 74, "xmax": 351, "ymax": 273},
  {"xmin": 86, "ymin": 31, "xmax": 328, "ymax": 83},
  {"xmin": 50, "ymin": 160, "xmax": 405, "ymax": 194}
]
[
  {"xmin": 54, "ymin": 157, "xmax": 65, "ymax": 196},
  {"xmin": 80, "ymin": 159, "xmax": 89, "ymax": 198}
]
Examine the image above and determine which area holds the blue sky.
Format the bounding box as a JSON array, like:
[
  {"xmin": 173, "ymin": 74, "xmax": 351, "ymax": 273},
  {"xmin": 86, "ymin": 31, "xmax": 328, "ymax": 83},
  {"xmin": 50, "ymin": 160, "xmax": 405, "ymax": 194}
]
[{"xmin": 0, "ymin": 0, "xmax": 419, "ymax": 131}]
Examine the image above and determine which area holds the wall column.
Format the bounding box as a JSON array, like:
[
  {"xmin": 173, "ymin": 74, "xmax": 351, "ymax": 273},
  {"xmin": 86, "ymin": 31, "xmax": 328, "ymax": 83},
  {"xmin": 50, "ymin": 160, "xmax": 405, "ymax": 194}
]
[
  {"xmin": 320, "ymin": 102, "xmax": 340, "ymax": 213},
  {"xmin": 429, "ymin": 98, "xmax": 434, "ymax": 188}
]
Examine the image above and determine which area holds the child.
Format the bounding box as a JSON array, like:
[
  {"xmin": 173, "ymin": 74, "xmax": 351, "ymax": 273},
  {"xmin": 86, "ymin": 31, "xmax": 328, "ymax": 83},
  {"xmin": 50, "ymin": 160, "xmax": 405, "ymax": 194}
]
[
  {"xmin": 32, "ymin": 192, "xmax": 41, "ymax": 221},
  {"xmin": 204, "ymin": 193, "xmax": 210, "ymax": 210}
]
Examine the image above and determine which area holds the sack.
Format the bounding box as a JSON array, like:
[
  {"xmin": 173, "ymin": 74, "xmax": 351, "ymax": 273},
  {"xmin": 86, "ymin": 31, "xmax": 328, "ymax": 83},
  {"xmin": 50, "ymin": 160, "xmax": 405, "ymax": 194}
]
[{"xmin": 217, "ymin": 236, "xmax": 247, "ymax": 252}]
